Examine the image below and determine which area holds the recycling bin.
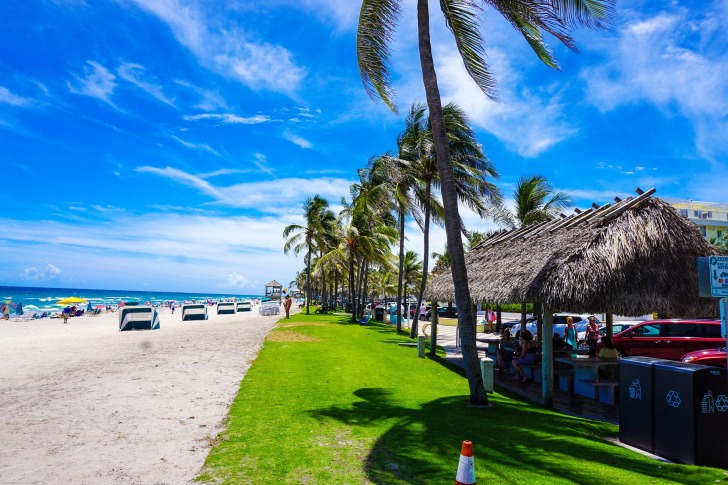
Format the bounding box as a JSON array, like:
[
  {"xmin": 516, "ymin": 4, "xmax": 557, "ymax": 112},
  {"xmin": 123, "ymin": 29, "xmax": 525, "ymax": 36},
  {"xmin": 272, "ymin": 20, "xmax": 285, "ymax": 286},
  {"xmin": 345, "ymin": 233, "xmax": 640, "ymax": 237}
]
[
  {"xmin": 345, "ymin": 303, "xmax": 352, "ymax": 313},
  {"xmin": 619, "ymin": 356, "xmax": 670, "ymax": 452},
  {"xmin": 653, "ymin": 361, "xmax": 728, "ymax": 467},
  {"xmin": 374, "ymin": 307, "xmax": 384, "ymax": 321}
]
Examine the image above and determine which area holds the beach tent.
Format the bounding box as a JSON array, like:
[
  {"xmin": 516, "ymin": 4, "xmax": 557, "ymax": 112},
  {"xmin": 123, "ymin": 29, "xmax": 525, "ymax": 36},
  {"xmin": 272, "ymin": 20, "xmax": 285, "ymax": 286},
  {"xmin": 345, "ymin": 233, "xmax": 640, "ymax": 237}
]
[
  {"xmin": 119, "ymin": 306, "xmax": 160, "ymax": 331},
  {"xmin": 236, "ymin": 301, "xmax": 251, "ymax": 312},
  {"xmin": 182, "ymin": 304, "xmax": 208, "ymax": 321},
  {"xmin": 217, "ymin": 302, "xmax": 235, "ymax": 315},
  {"xmin": 258, "ymin": 301, "xmax": 280, "ymax": 316}
]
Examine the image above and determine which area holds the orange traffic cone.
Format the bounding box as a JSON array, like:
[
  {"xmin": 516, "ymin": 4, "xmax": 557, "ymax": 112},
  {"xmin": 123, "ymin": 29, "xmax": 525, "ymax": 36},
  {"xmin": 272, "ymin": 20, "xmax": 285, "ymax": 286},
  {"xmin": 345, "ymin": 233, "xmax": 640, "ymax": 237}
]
[{"xmin": 455, "ymin": 440, "xmax": 475, "ymax": 485}]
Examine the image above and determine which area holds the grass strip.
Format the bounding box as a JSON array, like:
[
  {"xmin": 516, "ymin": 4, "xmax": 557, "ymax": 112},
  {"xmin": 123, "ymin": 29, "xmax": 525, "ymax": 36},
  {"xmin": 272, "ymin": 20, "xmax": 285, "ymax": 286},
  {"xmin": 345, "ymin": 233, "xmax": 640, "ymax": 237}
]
[{"xmin": 197, "ymin": 312, "xmax": 727, "ymax": 484}]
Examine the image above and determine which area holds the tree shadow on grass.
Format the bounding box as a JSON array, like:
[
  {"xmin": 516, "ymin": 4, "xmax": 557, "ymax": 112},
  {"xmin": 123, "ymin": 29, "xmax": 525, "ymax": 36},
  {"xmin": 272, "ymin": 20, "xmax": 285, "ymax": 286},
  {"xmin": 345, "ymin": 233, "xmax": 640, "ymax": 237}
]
[{"xmin": 310, "ymin": 388, "xmax": 722, "ymax": 484}]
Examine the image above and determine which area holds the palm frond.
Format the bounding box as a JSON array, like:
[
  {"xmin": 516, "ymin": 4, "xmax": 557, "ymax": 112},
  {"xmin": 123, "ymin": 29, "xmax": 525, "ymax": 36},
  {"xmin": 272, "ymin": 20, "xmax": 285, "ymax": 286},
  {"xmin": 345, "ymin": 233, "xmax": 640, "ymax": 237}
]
[
  {"xmin": 440, "ymin": 0, "xmax": 498, "ymax": 99},
  {"xmin": 357, "ymin": 0, "xmax": 401, "ymax": 111}
]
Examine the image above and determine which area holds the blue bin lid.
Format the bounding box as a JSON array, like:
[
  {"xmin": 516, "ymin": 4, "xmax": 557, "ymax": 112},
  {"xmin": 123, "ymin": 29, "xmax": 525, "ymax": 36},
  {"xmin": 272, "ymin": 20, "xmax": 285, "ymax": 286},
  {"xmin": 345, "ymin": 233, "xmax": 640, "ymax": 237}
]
[{"xmin": 654, "ymin": 360, "xmax": 721, "ymax": 374}]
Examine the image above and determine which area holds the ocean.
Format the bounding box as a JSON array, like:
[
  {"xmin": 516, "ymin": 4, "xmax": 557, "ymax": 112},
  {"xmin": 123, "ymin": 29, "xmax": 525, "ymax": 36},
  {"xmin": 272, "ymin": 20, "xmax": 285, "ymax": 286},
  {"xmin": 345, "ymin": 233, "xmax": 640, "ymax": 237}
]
[{"xmin": 0, "ymin": 285, "xmax": 263, "ymax": 313}]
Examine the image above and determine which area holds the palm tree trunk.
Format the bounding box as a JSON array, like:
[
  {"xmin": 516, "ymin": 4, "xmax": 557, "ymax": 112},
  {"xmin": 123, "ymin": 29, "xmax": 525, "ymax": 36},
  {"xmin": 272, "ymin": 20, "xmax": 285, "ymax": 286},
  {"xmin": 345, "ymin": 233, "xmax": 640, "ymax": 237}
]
[
  {"xmin": 396, "ymin": 207, "xmax": 405, "ymax": 332},
  {"xmin": 417, "ymin": 0, "xmax": 485, "ymax": 405},
  {"xmin": 349, "ymin": 257, "xmax": 357, "ymax": 323},
  {"xmin": 362, "ymin": 261, "xmax": 370, "ymax": 318},
  {"xmin": 305, "ymin": 243, "xmax": 312, "ymax": 315},
  {"xmin": 411, "ymin": 181, "xmax": 432, "ymax": 338},
  {"xmin": 356, "ymin": 259, "xmax": 366, "ymax": 318}
]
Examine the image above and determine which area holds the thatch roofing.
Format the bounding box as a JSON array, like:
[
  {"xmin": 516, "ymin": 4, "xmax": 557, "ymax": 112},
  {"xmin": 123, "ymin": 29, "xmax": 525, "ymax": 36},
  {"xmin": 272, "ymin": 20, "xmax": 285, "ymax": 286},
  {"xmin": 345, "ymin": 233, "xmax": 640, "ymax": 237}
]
[
  {"xmin": 427, "ymin": 189, "xmax": 719, "ymax": 317},
  {"xmin": 265, "ymin": 280, "xmax": 283, "ymax": 288}
]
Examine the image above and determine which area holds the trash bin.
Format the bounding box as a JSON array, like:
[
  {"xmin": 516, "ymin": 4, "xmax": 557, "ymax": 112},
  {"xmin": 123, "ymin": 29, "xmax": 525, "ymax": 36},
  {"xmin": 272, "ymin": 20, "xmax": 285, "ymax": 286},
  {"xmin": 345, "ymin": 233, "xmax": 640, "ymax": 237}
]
[
  {"xmin": 653, "ymin": 361, "xmax": 728, "ymax": 467},
  {"xmin": 374, "ymin": 307, "xmax": 384, "ymax": 321},
  {"xmin": 619, "ymin": 356, "xmax": 670, "ymax": 452},
  {"xmin": 345, "ymin": 303, "xmax": 352, "ymax": 313}
]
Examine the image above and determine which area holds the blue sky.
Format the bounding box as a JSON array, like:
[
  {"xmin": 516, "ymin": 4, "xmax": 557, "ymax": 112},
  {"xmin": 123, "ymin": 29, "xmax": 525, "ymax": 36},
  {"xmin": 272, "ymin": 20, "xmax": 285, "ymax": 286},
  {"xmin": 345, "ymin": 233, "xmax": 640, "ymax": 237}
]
[{"xmin": 1, "ymin": 0, "xmax": 726, "ymax": 294}]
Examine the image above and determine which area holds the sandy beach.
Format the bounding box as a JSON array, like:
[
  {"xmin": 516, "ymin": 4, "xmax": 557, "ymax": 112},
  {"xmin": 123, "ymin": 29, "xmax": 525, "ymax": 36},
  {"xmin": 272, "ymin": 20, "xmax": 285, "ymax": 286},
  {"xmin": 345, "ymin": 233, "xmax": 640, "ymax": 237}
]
[{"xmin": 0, "ymin": 305, "xmax": 286, "ymax": 484}]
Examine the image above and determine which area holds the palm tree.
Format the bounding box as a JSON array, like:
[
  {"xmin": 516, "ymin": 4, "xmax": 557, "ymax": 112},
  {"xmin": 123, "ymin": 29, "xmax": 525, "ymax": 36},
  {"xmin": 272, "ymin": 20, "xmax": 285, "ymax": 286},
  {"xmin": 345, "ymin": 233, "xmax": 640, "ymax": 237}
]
[
  {"xmin": 357, "ymin": 0, "xmax": 613, "ymax": 404},
  {"xmin": 283, "ymin": 196, "xmax": 331, "ymax": 315},
  {"xmin": 397, "ymin": 102, "xmax": 501, "ymax": 338},
  {"xmin": 494, "ymin": 175, "xmax": 572, "ymax": 229},
  {"xmin": 401, "ymin": 250, "xmax": 423, "ymax": 319},
  {"xmin": 495, "ymin": 175, "xmax": 572, "ymax": 331}
]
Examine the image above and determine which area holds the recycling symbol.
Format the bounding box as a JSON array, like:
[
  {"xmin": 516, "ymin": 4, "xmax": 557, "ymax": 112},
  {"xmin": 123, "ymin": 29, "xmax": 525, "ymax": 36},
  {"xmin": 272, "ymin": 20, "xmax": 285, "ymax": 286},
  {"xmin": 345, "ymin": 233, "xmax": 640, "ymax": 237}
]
[
  {"xmin": 716, "ymin": 395, "xmax": 728, "ymax": 412},
  {"xmin": 666, "ymin": 390, "xmax": 681, "ymax": 408}
]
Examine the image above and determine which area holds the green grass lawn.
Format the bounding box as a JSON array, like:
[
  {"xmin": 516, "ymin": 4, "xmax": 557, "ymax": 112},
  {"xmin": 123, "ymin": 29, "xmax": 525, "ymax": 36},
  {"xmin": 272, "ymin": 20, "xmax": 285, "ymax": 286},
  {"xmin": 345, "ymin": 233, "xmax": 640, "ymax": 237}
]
[{"xmin": 196, "ymin": 312, "xmax": 727, "ymax": 484}]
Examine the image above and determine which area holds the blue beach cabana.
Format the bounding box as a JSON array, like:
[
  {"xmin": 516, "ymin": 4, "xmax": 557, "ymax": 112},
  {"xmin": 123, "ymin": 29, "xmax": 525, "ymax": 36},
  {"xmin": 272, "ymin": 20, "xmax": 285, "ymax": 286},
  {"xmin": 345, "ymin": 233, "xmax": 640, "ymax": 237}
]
[
  {"xmin": 119, "ymin": 306, "xmax": 160, "ymax": 331},
  {"xmin": 182, "ymin": 303, "xmax": 208, "ymax": 321}
]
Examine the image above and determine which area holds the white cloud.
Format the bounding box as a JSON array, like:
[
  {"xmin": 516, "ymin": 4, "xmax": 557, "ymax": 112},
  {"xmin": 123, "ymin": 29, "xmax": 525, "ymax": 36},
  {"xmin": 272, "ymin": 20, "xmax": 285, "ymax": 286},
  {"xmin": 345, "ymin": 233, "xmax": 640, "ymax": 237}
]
[
  {"xmin": 217, "ymin": 272, "xmax": 249, "ymax": 289},
  {"xmin": 0, "ymin": 86, "xmax": 33, "ymax": 106},
  {"xmin": 135, "ymin": 165, "xmax": 352, "ymax": 211},
  {"xmin": 174, "ymin": 79, "xmax": 230, "ymax": 111},
  {"xmin": 129, "ymin": 0, "xmax": 306, "ymax": 94},
  {"xmin": 282, "ymin": 131, "xmax": 313, "ymax": 149},
  {"xmin": 170, "ymin": 135, "xmax": 220, "ymax": 156},
  {"xmin": 582, "ymin": 7, "xmax": 728, "ymax": 158},
  {"xmin": 117, "ymin": 62, "xmax": 176, "ymax": 107},
  {"xmin": 21, "ymin": 263, "xmax": 61, "ymax": 281},
  {"xmin": 183, "ymin": 113, "xmax": 277, "ymax": 124},
  {"xmin": 437, "ymin": 49, "xmax": 578, "ymax": 157},
  {"xmin": 67, "ymin": 61, "xmax": 119, "ymax": 109}
]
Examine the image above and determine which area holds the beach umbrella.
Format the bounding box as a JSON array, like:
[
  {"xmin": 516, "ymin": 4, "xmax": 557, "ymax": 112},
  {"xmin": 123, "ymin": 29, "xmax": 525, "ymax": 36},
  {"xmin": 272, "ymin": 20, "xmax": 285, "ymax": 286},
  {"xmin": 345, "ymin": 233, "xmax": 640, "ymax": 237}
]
[
  {"xmin": 94, "ymin": 304, "xmax": 105, "ymax": 310},
  {"xmin": 24, "ymin": 304, "xmax": 40, "ymax": 311},
  {"xmin": 86, "ymin": 301, "xmax": 93, "ymax": 312},
  {"xmin": 16, "ymin": 302, "xmax": 23, "ymax": 315},
  {"xmin": 57, "ymin": 296, "xmax": 88, "ymax": 305},
  {"xmin": 2, "ymin": 300, "xmax": 17, "ymax": 315}
]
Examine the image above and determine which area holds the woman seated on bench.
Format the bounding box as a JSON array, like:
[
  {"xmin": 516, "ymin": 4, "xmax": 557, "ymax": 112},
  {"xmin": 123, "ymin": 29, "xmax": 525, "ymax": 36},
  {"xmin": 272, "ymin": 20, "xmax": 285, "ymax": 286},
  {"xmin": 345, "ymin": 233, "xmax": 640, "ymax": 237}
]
[
  {"xmin": 512, "ymin": 331, "xmax": 537, "ymax": 383},
  {"xmin": 495, "ymin": 329, "xmax": 515, "ymax": 374},
  {"xmin": 598, "ymin": 336, "xmax": 619, "ymax": 380}
]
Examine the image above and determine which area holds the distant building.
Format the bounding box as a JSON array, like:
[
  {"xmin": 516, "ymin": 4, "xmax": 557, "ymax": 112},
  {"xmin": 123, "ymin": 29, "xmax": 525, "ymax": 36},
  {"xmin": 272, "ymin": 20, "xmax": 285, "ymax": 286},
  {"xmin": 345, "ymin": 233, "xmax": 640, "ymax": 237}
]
[{"xmin": 668, "ymin": 199, "xmax": 728, "ymax": 241}]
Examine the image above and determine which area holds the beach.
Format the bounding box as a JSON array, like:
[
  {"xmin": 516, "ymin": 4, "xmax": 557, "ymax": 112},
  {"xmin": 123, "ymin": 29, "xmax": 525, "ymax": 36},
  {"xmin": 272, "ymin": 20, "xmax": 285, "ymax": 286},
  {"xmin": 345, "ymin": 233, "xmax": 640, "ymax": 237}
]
[{"xmin": 0, "ymin": 305, "xmax": 286, "ymax": 484}]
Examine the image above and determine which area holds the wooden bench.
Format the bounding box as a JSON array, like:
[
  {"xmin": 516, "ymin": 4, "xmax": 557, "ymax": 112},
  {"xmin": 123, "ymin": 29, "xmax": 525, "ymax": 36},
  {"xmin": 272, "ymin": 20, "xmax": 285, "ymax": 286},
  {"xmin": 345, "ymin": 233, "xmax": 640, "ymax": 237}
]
[
  {"xmin": 520, "ymin": 363, "xmax": 542, "ymax": 383},
  {"xmin": 580, "ymin": 379, "xmax": 619, "ymax": 405}
]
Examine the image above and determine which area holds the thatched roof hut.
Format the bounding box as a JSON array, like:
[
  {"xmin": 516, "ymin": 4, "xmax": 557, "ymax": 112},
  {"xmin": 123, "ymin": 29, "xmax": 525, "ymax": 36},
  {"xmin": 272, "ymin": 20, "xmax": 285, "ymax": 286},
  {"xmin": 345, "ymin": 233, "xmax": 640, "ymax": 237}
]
[{"xmin": 428, "ymin": 189, "xmax": 719, "ymax": 317}]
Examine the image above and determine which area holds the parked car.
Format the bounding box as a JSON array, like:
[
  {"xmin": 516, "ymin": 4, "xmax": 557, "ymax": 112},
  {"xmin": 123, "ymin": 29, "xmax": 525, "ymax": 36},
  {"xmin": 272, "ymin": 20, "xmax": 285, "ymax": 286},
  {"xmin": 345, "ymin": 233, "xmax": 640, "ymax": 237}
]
[
  {"xmin": 425, "ymin": 306, "xmax": 457, "ymax": 320},
  {"xmin": 409, "ymin": 305, "xmax": 431, "ymax": 319},
  {"xmin": 611, "ymin": 319, "xmax": 723, "ymax": 360},
  {"xmin": 681, "ymin": 347, "xmax": 727, "ymax": 368}
]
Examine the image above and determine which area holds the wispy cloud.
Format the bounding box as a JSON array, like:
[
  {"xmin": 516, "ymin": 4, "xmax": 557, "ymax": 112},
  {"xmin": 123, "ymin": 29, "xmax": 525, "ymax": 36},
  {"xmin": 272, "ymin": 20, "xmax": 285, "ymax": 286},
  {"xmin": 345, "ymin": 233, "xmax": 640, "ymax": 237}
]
[
  {"xmin": 217, "ymin": 272, "xmax": 249, "ymax": 289},
  {"xmin": 183, "ymin": 113, "xmax": 278, "ymax": 124},
  {"xmin": 174, "ymin": 79, "xmax": 230, "ymax": 111},
  {"xmin": 170, "ymin": 134, "xmax": 220, "ymax": 156},
  {"xmin": 135, "ymin": 164, "xmax": 351, "ymax": 211},
  {"xmin": 117, "ymin": 62, "xmax": 176, "ymax": 107},
  {"xmin": 282, "ymin": 131, "xmax": 313, "ymax": 149},
  {"xmin": 129, "ymin": 0, "xmax": 306, "ymax": 94},
  {"xmin": 0, "ymin": 86, "xmax": 34, "ymax": 106},
  {"xmin": 437, "ymin": 49, "xmax": 578, "ymax": 157},
  {"xmin": 68, "ymin": 60, "xmax": 120, "ymax": 110},
  {"xmin": 582, "ymin": 6, "xmax": 728, "ymax": 158}
]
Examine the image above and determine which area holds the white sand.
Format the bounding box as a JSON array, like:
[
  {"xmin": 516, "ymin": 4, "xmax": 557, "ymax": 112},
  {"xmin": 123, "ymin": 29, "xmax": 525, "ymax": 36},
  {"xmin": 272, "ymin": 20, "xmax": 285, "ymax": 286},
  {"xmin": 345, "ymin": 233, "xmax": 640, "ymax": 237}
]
[{"xmin": 0, "ymin": 304, "xmax": 287, "ymax": 484}]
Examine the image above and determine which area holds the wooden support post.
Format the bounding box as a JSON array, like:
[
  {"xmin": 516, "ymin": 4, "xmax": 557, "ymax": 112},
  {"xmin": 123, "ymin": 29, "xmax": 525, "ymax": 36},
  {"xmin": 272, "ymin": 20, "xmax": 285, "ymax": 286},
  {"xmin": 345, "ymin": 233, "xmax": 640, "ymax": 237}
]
[
  {"xmin": 429, "ymin": 302, "xmax": 438, "ymax": 356},
  {"xmin": 606, "ymin": 312, "xmax": 613, "ymax": 339},
  {"xmin": 542, "ymin": 305, "xmax": 554, "ymax": 408}
]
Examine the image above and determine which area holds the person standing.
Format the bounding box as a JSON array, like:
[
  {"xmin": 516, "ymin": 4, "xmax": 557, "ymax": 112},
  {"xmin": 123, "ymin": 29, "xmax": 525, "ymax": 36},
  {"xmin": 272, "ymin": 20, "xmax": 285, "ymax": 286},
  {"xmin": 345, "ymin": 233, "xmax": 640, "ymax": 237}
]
[
  {"xmin": 564, "ymin": 316, "xmax": 578, "ymax": 349},
  {"xmin": 283, "ymin": 295, "xmax": 292, "ymax": 319},
  {"xmin": 585, "ymin": 316, "xmax": 600, "ymax": 358}
]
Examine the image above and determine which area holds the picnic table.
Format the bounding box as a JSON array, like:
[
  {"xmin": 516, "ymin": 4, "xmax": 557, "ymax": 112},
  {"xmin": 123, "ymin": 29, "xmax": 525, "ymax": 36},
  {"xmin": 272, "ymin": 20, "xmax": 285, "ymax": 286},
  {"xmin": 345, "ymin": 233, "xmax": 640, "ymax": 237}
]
[
  {"xmin": 555, "ymin": 356, "xmax": 620, "ymax": 404},
  {"xmin": 476, "ymin": 336, "xmax": 503, "ymax": 360}
]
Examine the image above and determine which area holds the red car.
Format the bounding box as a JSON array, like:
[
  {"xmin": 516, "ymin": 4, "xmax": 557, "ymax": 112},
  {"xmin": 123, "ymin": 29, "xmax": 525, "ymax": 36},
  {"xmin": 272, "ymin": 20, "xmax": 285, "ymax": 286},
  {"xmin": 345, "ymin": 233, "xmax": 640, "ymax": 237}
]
[
  {"xmin": 611, "ymin": 319, "xmax": 723, "ymax": 361},
  {"xmin": 681, "ymin": 347, "xmax": 727, "ymax": 368}
]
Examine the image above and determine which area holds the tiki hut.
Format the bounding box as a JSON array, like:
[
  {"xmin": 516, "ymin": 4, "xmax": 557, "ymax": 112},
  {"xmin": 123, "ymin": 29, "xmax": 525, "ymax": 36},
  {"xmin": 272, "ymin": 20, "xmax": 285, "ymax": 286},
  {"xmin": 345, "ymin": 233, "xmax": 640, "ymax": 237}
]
[
  {"xmin": 427, "ymin": 188, "xmax": 720, "ymax": 407},
  {"xmin": 428, "ymin": 189, "xmax": 719, "ymax": 318}
]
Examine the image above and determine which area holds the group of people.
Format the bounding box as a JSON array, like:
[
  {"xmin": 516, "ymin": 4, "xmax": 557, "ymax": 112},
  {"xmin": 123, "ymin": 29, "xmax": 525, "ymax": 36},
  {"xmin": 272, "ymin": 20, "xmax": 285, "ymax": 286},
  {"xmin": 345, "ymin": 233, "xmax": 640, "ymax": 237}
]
[{"xmin": 494, "ymin": 315, "xmax": 620, "ymax": 382}]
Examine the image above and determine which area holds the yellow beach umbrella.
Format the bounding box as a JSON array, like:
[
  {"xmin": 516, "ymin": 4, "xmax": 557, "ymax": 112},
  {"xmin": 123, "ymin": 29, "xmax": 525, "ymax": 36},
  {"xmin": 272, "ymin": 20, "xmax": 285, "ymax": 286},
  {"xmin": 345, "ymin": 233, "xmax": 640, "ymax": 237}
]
[{"xmin": 56, "ymin": 297, "xmax": 88, "ymax": 306}]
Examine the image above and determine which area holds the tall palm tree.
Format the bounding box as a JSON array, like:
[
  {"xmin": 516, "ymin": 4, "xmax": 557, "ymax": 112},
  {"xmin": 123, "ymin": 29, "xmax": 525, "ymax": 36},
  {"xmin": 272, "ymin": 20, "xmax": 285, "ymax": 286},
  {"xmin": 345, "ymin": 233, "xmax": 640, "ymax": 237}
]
[
  {"xmin": 283, "ymin": 195, "xmax": 331, "ymax": 315},
  {"xmin": 495, "ymin": 175, "xmax": 572, "ymax": 331},
  {"xmin": 357, "ymin": 0, "xmax": 613, "ymax": 404},
  {"xmin": 397, "ymin": 102, "xmax": 501, "ymax": 338}
]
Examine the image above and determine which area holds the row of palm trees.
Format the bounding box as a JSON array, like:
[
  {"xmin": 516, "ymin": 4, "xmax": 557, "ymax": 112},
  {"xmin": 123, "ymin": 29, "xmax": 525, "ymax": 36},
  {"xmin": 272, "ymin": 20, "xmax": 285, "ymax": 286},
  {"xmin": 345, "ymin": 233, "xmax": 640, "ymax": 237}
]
[
  {"xmin": 282, "ymin": 0, "xmax": 613, "ymax": 406},
  {"xmin": 283, "ymin": 100, "xmax": 573, "ymax": 330}
]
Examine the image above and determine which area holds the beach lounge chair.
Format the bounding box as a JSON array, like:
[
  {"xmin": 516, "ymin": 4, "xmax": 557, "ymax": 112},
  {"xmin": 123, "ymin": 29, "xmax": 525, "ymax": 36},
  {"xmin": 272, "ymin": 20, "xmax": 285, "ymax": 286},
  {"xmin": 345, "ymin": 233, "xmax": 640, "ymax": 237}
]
[{"xmin": 360, "ymin": 313, "xmax": 372, "ymax": 325}]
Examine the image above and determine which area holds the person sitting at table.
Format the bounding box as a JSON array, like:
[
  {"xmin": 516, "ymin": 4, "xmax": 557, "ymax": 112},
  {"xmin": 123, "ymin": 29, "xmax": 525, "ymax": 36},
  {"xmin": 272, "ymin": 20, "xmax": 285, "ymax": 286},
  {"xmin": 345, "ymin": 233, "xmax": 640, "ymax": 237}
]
[
  {"xmin": 512, "ymin": 332, "xmax": 537, "ymax": 383},
  {"xmin": 552, "ymin": 332, "xmax": 567, "ymax": 349},
  {"xmin": 495, "ymin": 329, "xmax": 515, "ymax": 374},
  {"xmin": 598, "ymin": 336, "xmax": 619, "ymax": 379},
  {"xmin": 564, "ymin": 316, "xmax": 578, "ymax": 349}
]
